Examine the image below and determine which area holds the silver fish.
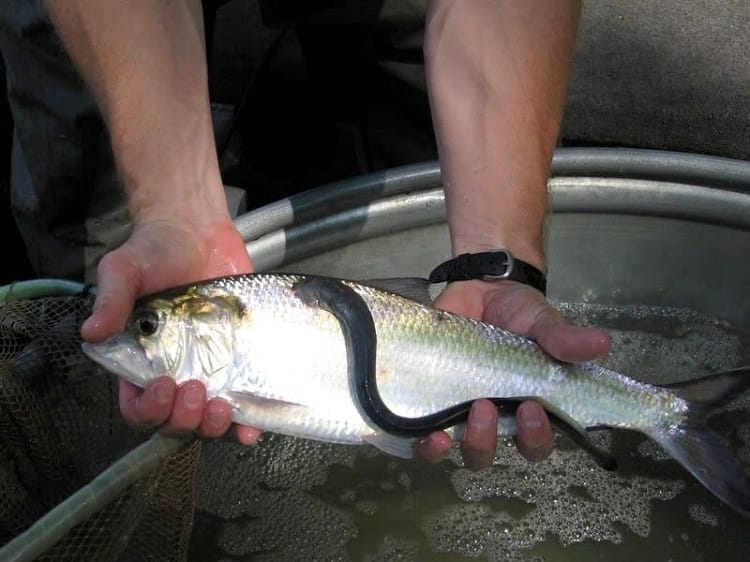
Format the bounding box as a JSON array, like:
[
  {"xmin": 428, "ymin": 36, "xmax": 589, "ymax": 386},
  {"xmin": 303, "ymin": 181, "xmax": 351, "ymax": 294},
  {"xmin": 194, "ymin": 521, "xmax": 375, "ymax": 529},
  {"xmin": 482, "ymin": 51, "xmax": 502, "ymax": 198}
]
[{"xmin": 82, "ymin": 273, "xmax": 750, "ymax": 515}]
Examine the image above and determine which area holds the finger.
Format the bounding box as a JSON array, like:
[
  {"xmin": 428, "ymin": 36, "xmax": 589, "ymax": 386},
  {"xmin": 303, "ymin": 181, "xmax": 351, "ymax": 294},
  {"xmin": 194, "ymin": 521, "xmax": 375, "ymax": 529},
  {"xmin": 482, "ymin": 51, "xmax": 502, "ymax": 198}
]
[
  {"xmin": 198, "ymin": 398, "xmax": 233, "ymax": 438},
  {"xmin": 460, "ymin": 399, "xmax": 498, "ymax": 471},
  {"xmin": 82, "ymin": 250, "xmax": 142, "ymax": 342},
  {"xmin": 514, "ymin": 401, "xmax": 554, "ymax": 462},
  {"xmin": 235, "ymin": 425, "xmax": 263, "ymax": 445},
  {"xmin": 482, "ymin": 283, "xmax": 611, "ymax": 363},
  {"xmin": 119, "ymin": 377, "xmax": 175, "ymax": 427},
  {"xmin": 161, "ymin": 380, "xmax": 207, "ymax": 435},
  {"xmin": 530, "ymin": 315, "xmax": 611, "ymax": 363},
  {"xmin": 414, "ymin": 431, "xmax": 453, "ymax": 463}
]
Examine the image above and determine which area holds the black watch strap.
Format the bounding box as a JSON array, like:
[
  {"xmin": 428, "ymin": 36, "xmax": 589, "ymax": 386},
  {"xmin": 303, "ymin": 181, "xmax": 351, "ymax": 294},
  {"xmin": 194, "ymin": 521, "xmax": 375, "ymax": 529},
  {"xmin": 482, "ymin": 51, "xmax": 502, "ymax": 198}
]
[{"xmin": 428, "ymin": 250, "xmax": 547, "ymax": 294}]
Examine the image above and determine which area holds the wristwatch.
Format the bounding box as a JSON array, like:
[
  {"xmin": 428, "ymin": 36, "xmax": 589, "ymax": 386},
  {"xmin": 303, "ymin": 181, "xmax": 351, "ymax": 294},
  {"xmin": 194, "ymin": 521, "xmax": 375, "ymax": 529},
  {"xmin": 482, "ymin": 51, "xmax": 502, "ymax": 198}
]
[{"xmin": 428, "ymin": 249, "xmax": 547, "ymax": 295}]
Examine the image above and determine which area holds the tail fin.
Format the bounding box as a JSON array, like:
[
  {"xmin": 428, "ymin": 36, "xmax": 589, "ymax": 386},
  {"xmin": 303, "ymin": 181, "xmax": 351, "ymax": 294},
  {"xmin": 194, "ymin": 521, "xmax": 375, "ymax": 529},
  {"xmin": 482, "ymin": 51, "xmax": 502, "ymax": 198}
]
[{"xmin": 649, "ymin": 367, "xmax": 750, "ymax": 516}]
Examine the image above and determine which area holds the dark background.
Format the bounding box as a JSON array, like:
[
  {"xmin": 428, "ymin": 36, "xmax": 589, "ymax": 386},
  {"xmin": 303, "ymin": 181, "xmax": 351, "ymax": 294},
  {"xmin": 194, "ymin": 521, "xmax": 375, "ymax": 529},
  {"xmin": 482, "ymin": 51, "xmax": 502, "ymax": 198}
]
[{"xmin": 2, "ymin": 0, "xmax": 749, "ymax": 284}]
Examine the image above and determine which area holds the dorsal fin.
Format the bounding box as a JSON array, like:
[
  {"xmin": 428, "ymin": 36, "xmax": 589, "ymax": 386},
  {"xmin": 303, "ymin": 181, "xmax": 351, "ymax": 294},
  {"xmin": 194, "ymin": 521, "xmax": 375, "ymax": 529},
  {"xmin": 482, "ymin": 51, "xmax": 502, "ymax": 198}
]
[{"xmin": 362, "ymin": 277, "xmax": 433, "ymax": 305}]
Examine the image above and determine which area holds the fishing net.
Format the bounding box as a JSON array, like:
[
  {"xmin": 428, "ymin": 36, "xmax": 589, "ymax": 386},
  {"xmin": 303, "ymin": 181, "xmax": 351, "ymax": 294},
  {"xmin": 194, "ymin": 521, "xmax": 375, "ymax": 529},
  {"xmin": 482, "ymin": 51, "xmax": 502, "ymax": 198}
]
[{"xmin": 0, "ymin": 293, "xmax": 201, "ymax": 562}]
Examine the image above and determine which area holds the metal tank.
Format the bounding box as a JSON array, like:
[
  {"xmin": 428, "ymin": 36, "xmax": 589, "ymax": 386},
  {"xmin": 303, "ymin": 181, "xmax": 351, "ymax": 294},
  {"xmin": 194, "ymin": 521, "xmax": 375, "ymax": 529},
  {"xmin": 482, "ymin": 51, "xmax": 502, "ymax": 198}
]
[
  {"xmin": 214, "ymin": 147, "xmax": 750, "ymax": 561},
  {"xmin": 240, "ymin": 147, "xmax": 750, "ymax": 326}
]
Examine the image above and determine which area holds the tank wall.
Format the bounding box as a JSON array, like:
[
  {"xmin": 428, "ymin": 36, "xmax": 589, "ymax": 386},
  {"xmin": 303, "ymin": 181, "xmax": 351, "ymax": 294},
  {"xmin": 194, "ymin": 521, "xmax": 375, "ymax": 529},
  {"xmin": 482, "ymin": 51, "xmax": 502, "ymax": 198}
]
[{"xmin": 281, "ymin": 214, "xmax": 750, "ymax": 328}]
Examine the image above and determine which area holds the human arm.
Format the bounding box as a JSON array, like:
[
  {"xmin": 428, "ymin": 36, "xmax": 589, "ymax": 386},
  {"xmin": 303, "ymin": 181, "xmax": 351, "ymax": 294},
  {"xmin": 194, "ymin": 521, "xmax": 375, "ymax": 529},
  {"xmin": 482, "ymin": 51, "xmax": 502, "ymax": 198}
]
[
  {"xmin": 422, "ymin": 0, "xmax": 611, "ymax": 468},
  {"xmin": 41, "ymin": 1, "xmax": 491, "ymax": 460},
  {"xmin": 44, "ymin": 0, "xmax": 259, "ymax": 443}
]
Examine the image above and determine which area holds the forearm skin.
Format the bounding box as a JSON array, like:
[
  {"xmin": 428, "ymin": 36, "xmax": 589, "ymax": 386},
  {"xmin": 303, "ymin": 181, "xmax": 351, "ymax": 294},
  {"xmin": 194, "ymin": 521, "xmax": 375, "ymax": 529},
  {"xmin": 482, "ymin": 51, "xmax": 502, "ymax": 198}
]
[
  {"xmin": 44, "ymin": 0, "xmax": 228, "ymax": 224},
  {"xmin": 425, "ymin": 0, "xmax": 581, "ymax": 271}
]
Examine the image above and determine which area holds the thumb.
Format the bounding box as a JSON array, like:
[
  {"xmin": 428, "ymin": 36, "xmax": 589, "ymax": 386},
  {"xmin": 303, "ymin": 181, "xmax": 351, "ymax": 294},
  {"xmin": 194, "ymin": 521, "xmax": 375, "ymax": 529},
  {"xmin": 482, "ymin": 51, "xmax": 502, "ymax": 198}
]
[
  {"xmin": 528, "ymin": 309, "xmax": 611, "ymax": 363},
  {"xmin": 483, "ymin": 283, "xmax": 611, "ymax": 363},
  {"xmin": 81, "ymin": 250, "xmax": 142, "ymax": 342}
]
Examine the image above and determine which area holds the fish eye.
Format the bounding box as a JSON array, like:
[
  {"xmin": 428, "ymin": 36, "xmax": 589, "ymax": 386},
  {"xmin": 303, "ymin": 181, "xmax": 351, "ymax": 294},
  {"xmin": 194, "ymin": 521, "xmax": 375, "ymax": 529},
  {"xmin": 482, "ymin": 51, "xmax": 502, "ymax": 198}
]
[{"xmin": 134, "ymin": 309, "xmax": 162, "ymax": 337}]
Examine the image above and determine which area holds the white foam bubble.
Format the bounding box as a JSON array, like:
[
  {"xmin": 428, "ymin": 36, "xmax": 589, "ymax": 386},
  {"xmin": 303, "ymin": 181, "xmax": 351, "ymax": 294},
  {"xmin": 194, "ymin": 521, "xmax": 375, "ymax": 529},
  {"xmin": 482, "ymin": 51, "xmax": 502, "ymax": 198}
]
[
  {"xmin": 688, "ymin": 503, "xmax": 720, "ymax": 527},
  {"xmin": 444, "ymin": 445, "xmax": 683, "ymax": 555},
  {"xmin": 423, "ymin": 503, "xmax": 518, "ymax": 561},
  {"xmin": 556, "ymin": 302, "xmax": 744, "ymax": 384}
]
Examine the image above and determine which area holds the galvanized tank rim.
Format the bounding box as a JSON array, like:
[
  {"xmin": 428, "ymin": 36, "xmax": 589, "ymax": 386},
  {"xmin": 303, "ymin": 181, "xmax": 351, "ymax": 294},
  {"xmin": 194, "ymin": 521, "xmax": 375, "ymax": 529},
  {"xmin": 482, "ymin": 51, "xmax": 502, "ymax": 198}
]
[{"xmin": 238, "ymin": 148, "xmax": 750, "ymax": 271}]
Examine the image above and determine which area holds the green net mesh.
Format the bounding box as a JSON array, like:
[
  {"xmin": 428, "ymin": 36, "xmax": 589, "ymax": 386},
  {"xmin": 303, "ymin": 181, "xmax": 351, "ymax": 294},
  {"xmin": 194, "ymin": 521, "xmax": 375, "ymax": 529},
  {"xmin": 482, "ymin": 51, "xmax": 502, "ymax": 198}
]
[{"xmin": 0, "ymin": 295, "xmax": 201, "ymax": 562}]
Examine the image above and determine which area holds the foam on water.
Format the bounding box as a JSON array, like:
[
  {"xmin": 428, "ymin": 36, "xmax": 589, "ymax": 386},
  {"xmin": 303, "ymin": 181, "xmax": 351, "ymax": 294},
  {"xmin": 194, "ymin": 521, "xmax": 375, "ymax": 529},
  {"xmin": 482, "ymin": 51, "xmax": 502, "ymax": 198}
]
[
  {"xmin": 688, "ymin": 503, "xmax": 720, "ymax": 527},
  {"xmin": 423, "ymin": 503, "xmax": 517, "ymax": 561},
  {"xmin": 192, "ymin": 302, "xmax": 750, "ymax": 561},
  {"xmin": 556, "ymin": 302, "xmax": 744, "ymax": 383},
  {"xmin": 429, "ymin": 444, "xmax": 684, "ymax": 555}
]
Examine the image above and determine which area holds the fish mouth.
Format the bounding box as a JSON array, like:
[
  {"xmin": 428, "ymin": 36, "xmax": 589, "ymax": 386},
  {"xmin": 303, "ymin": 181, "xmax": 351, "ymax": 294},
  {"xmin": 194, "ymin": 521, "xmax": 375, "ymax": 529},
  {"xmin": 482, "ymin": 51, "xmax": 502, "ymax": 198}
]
[{"xmin": 81, "ymin": 335, "xmax": 155, "ymax": 389}]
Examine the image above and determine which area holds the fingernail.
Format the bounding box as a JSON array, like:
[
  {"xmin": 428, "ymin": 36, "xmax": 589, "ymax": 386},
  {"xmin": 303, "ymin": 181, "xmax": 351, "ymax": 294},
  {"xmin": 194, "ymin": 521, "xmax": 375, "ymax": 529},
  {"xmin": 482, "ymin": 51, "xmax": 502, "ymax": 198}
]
[
  {"xmin": 205, "ymin": 409, "xmax": 225, "ymax": 430},
  {"xmin": 468, "ymin": 403, "xmax": 493, "ymax": 430},
  {"xmin": 418, "ymin": 433, "xmax": 438, "ymax": 448},
  {"xmin": 518, "ymin": 404, "xmax": 542, "ymax": 430},
  {"xmin": 81, "ymin": 316, "xmax": 102, "ymax": 339},
  {"xmin": 154, "ymin": 382, "xmax": 173, "ymax": 405},
  {"xmin": 182, "ymin": 386, "xmax": 204, "ymax": 410}
]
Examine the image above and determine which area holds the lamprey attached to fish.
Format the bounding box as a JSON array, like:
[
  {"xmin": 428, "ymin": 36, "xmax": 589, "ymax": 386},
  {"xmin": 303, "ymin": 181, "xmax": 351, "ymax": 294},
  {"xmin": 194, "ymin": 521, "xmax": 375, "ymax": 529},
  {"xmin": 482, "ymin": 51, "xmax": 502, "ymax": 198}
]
[{"xmin": 82, "ymin": 273, "xmax": 750, "ymax": 515}]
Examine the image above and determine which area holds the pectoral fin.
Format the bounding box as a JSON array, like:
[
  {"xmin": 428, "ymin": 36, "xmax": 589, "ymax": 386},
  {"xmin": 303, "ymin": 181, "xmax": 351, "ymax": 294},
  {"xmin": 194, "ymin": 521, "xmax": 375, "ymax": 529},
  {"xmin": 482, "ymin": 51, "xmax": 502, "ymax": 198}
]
[
  {"xmin": 363, "ymin": 433, "xmax": 417, "ymax": 459},
  {"xmin": 362, "ymin": 277, "xmax": 433, "ymax": 305},
  {"xmin": 224, "ymin": 391, "xmax": 363, "ymax": 446}
]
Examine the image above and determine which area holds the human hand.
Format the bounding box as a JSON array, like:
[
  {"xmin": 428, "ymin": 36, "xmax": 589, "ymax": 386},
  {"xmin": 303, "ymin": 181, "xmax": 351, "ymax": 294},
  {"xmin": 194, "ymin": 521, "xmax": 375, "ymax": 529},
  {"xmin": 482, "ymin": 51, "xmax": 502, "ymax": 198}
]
[
  {"xmin": 414, "ymin": 279, "xmax": 611, "ymax": 470},
  {"xmin": 81, "ymin": 216, "xmax": 262, "ymax": 445}
]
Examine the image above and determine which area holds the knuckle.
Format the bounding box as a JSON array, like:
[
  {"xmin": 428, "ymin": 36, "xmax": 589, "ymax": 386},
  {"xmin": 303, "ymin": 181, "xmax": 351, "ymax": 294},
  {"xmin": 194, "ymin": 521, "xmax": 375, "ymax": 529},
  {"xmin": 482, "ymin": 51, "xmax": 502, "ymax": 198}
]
[{"xmin": 163, "ymin": 417, "xmax": 199, "ymax": 435}]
